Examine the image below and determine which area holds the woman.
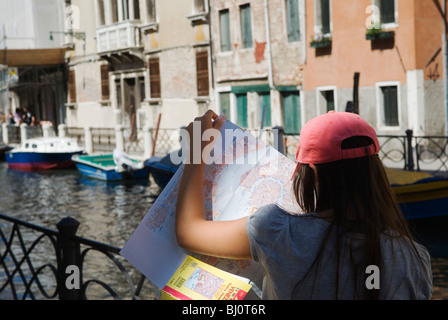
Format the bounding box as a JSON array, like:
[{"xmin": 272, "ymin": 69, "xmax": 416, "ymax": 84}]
[{"xmin": 175, "ymin": 110, "xmax": 432, "ymax": 300}]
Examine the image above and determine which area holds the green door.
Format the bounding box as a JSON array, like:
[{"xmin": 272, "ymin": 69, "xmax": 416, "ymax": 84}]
[
  {"xmin": 259, "ymin": 92, "xmax": 271, "ymax": 128},
  {"xmin": 236, "ymin": 94, "xmax": 248, "ymax": 128},
  {"xmin": 283, "ymin": 92, "xmax": 301, "ymax": 134}
]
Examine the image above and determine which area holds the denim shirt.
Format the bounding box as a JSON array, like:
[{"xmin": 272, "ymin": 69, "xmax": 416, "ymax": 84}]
[{"xmin": 246, "ymin": 204, "xmax": 433, "ymax": 300}]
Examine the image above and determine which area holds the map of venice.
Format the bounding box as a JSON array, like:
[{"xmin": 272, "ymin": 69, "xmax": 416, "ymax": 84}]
[{"xmin": 120, "ymin": 120, "xmax": 301, "ymax": 291}]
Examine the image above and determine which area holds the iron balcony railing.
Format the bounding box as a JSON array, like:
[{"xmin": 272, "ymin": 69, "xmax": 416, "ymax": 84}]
[{"xmin": 0, "ymin": 213, "xmax": 158, "ymax": 300}]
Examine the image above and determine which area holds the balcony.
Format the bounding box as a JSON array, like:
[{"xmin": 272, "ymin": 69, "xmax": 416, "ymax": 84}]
[{"xmin": 96, "ymin": 21, "xmax": 142, "ymax": 54}]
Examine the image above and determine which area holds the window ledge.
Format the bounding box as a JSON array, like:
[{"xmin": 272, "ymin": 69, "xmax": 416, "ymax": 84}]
[
  {"xmin": 141, "ymin": 22, "xmax": 159, "ymax": 33},
  {"xmin": 99, "ymin": 100, "xmax": 111, "ymax": 106},
  {"xmin": 195, "ymin": 97, "xmax": 210, "ymax": 103},
  {"xmin": 65, "ymin": 103, "xmax": 77, "ymax": 110},
  {"xmin": 145, "ymin": 98, "xmax": 162, "ymax": 105},
  {"xmin": 187, "ymin": 12, "xmax": 208, "ymax": 26}
]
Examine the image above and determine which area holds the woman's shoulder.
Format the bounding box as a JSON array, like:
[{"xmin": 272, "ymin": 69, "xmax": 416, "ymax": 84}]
[{"xmin": 248, "ymin": 203, "xmax": 327, "ymax": 231}]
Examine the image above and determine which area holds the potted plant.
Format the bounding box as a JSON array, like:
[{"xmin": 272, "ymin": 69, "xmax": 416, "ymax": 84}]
[
  {"xmin": 366, "ymin": 27, "xmax": 394, "ymax": 40},
  {"xmin": 310, "ymin": 34, "xmax": 332, "ymax": 48}
]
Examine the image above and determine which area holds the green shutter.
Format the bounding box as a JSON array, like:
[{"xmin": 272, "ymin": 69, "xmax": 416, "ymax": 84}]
[
  {"xmin": 286, "ymin": 0, "xmax": 300, "ymax": 42},
  {"xmin": 259, "ymin": 92, "xmax": 271, "ymax": 128},
  {"xmin": 321, "ymin": 0, "xmax": 331, "ymax": 34},
  {"xmin": 283, "ymin": 92, "xmax": 301, "ymax": 134},
  {"xmin": 236, "ymin": 94, "xmax": 248, "ymax": 128},
  {"xmin": 240, "ymin": 4, "xmax": 253, "ymax": 48},
  {"xmin": 220, "ymin": 10, "xmax": 231, "ymax": 52}
]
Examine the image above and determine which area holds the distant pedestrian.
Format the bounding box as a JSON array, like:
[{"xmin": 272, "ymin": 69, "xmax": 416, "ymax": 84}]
[
  {"xmin": 22, "ymin": 107, "xmax": 36, "ymax": 126},
  {"xmin": 12, "ymin": 108, "xmax": 23, "ymax": 126},
  {"xmin": 175, "ymin": 110, "xmax": 432, "ymax": 300}
]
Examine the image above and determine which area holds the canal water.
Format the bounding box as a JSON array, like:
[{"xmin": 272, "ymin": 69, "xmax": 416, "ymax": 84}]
[
  {"xmin": 0, "ymin": 160, "xmax": 160, "ymax": 299},
  {"xmin": 1, "ymin": 160, "xmax": 448, "ymax": 300}
]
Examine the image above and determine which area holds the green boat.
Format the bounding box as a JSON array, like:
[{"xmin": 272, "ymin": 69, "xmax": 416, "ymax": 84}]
[{"xmin": 72, "ymin": 151, "xmax": 150, "ymax": 181}]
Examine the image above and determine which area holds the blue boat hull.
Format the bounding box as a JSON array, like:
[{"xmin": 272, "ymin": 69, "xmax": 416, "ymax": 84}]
[
  {"xmin": 6, "ymin": 151, "xmax": 83, "ymax": 171},
  {"xmin": 74, "ymin": 161, "xmax": 150, "ymax": 181},
  {"xmin": 145, "ymin": 152, "xmax": 181, "ymax": 189}
]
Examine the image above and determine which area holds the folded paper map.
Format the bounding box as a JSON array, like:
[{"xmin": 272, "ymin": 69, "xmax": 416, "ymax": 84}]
[{"xmin": 120, "ymin": 119, "xmax": 300, "ymax": 295}]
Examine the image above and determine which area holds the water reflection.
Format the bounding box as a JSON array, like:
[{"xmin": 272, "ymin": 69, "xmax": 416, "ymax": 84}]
[
  {"xmin": 0, "ymin": 161, "xmax": 160, "ymax": 299},
  {"xmin": 0, "ymin": 162, "xmax": 159, "ymax": 248}
]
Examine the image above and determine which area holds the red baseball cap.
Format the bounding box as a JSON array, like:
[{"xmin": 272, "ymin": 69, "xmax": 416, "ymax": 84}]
[{"xmin": 291, "ymin": 111, "xmax": 380, "ymax": 178}]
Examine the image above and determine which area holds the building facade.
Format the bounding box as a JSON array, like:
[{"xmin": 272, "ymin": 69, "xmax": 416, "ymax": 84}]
[
  {"xmin": 0, "ymin": 0, "xmax": 67, "ymax": 127},
  {"xmin": 65, "ymin": 0, "xmax": 214, "ymax": 131},
  {"xmin": 5, "ymin": 0, "xmax": 443, "ymax": 139},
  {"xmin": 212, "ymin": 0, "xmax": 306, "ymax": 134},
  {"xmin": 303, "ymin": 0, "xmax": 446, "ymax": 136}
]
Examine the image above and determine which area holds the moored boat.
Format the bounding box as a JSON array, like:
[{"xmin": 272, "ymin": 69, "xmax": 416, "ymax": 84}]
[
  {"xmin": 145, "ymin": 150, "xmax": 182, "ymax": 189},
  {"xmin": 5, "ymin": 137, "xmax": 84, "ymax": 171},
  {"xmin": 387, "ymin": 168, "xmax": 448, "ymax": 220},
  {"xmin": 72, "ymin": 149, "xmax": 149, "ymax": 181},
  {"xmin": 0, "ymin": 142, "xmax": 12, "ymax": 160}
]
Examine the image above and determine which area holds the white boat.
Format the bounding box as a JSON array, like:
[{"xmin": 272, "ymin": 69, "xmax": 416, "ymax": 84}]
[{"xmin": 5, "ymin": 137, "xmax": 84, "ymax": 171}]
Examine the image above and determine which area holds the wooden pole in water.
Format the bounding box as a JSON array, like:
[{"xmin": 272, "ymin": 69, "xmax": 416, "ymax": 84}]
[{"xmin": 151, "ymin": 113, "xmax": 161, "ymax": 157}]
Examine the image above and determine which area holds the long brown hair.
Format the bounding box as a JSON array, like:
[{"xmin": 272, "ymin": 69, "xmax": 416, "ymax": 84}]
[{"xmin": 291, "ymin": 136, "xmax": 422, "ymax": 299}]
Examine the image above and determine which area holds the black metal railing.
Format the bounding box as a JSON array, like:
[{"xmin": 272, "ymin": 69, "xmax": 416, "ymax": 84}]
[{"xmin": 0, "ymin": 213, "xmax": 158, "ymax": 300}]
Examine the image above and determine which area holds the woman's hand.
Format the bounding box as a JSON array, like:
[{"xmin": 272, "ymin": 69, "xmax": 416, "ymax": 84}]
[
  {"xmin": 184, "ymin": 109, "xmax": 225, "ymax": 165},
  {"xmin": 175, "ymin": 110, "xmax": 252, "ymax": 260}
]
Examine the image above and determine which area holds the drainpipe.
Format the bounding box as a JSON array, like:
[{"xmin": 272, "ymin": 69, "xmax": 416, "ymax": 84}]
[
  {"xmin": 264, "ymin": 0, "xmax": 274, "ymax": 90},
  {"xmin": 302, "ymin": 0, "xmax": 307, "ymax": 65},
  {"xmin": 444, "ymin": 0, "xmax": 448, "ymax": 136}
]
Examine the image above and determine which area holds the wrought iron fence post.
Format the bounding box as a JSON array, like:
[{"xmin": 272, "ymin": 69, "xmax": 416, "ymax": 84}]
[
  {"xmin": 56, "ymin": 217, "xmax": 82, "ymax": 300},
  {"xmin": 405, "ymin": 129, "xmax": 415, "ymax": 171}
]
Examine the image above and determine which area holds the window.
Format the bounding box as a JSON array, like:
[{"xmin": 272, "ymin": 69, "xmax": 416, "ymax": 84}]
[
  {"xmin": 97, "ymin": 0, "xmax": 105, "ymax": 26},
  {"xmin": 134, "ymin": 0, "xmax": 140, "ymax": 19},
  {"xmin": 196, "ymin": 50, "xmax": 209, "ymax": 97},
  {"xmin": 286, "ymin": 0, "xmax": 300, "ymax": 42},
  {"xmin": 316, "ymin": 87, "xmax": 336, "ymax": 114},
  {"xmin": 139, "ymin": 76, "xmax": 146, "ymax": 102},
  {"xmin": 372, "ymin": 0, "xmax": 397, "ymax": 27},
  {"xmin": 322, "ymin": 90, "xmax": 334, "ymax": 112},
  {"xmin": 122, "ymin": 0, "xmax": 129, "ymax": 20},
  {"xmin": 240, "ymin": 4, "xmax": 253, "ymax": 48},
  {"xmin": 381, "ymin": 86, "xmax": 399, "ymax": 126},
  {"xmin": 100, "ymin": 64, "xmax": 110, "ymax": 100},
  {"xmin": 219, "ymin": 9, "xmax": 231, "ymax": 52},
  {"xmin": 68, "ymin": 69, "xmax": 77, "ymax": 103},
  {"xmin": 380, "ymin": 0, "xmax": 395, "ymax": 24},
  {"xmin": 314, "ymin": 0, "xmax": 331, "ymax": 35},
  {"xmin": 148, "ymin": 57, "xmax": 161, "ymax": 98},
  {"xmin": 111, "ymin": 0, "xmax": 119, "ymax": 23},
  {"xmin": 194, "ymin": 0, "xmax": 206, "ymax": 13},
  {"xmin": 121, "ymin": 0, "xmax": 140, "ymax": 20},
  {"xmin": 146, "ymin": 0, "xmax": 156, "ymax": 22}
]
